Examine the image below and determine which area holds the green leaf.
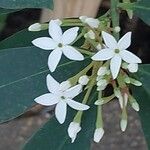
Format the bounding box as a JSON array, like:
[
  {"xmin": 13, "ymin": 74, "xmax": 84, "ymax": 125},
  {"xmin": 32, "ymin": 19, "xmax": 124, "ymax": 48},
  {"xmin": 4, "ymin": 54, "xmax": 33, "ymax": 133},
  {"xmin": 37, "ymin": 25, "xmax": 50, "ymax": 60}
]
[
  {"xmin": 0, "ymin": 46, "xmax": 90, "ymax": 123},
  {"xmin": 132, "ymin": 64, "xmax": 150, "ymax": 148},
  {"xmin": 0, "ymin": 29, "xmax": 90, "ymax": 123},
  {"xmin": 0, "ymin": 29, "xmax": 48, "ymax": 49},
  {"xmin": 0, "ymin": 0, "xmax": 53, "ymax": 9},
  {"xmin": 0, "ymin": 8, "xmax": 20, "ymax": 15},
  {"xmin": 23, "ymin": 93, "xmax": 97, "ymax": 150},
  {"xmin": 134, "ymin": 0, "xmax": 150, "ymax": 25},
  {"xmin": 118, "ymin": 0, "xmax": 150, "ymax": 25}
]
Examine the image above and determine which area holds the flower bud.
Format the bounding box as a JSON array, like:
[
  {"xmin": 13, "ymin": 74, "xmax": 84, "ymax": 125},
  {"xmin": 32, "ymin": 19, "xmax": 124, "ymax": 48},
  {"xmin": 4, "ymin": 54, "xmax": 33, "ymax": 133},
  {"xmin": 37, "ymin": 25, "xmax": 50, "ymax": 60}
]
[
  {"xmin": 78, "ymin": 75, "xmax": 89, "ymax": 85},
  {"xmin": 120, "ymin": 119, "xmax": 127, "ymax": 132},
  {"xmin": 94, "ymin": 99, "xmax": 104, "ymax": 105},
  {"xmin": 79, "ymin": 16, "xmax": 88, "ymax": 22},
  {"xmin": 93, "ymin": 128, "xmax": 104, "ymax": 143},
  {"xmin": 96, "ymin": 44, "xmax": 102, "ymax": 50},
  {"xmin": 28, "ymin": 23, "xmax": 41, "ymax": 31},
  {"xmin": 122, "ymin": 62, "xmax": 128, "ymax": 69},
  {"xmin": 79, "ymin": 16, "xmax": 100, "ymax": 28},
  {"xmin": 130, "ymin": 78, "xmax": 142, "ymax": 86},
  {"xmin": 68, "ymin": 122, "xmax": 81, "ymax": 143},
  {"xmin": 97, "ymin": 67, "xmax": 107, "ymax": 76},
  {"xmin": 124, "ymin": 77, "xmax": 130, "ymax": 84},
  {"xmin": 85, "ymin": 18, "xmax": 100, "ymax": 28},
  {"xmin": 127, "ymin": 63, "xmax": 138, "ymax": 73},
  {"xmin": 97, "ymin": 79, "xmax": 108, "ymax": 91},
  {"xmin": 114, "ymin": 26, "xmax": 121, "ymax": 33},
  {"xmin": 84, "ymin": 30, "xmax": 95, "ymax": 39},
  {"xmin": 132, "ymin": 102, "xmax": 140, "ymax": 111},
  {"xmin": 129, "ymin": 96, "xmax": 140, "ymax": 111}
]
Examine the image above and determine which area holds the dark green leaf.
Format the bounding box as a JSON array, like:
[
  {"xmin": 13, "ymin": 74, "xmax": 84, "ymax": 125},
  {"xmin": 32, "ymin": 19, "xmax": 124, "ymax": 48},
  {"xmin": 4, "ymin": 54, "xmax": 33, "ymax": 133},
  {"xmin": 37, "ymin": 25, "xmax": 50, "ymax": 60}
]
[
  {"xmin": 0, "ymin": 29, "xmax": 48, "ymax": 49},
  {"xmin": 23, "ymin": 93, "xmax": 97, "ymax": 150},
  {"xmin": 132, "ymin": 64, "xmax": 150, "ymax": 148},
  {"xmin": 0, "ymin": 0, "xmax": 53, "ymax": 9},
  {"xmin": 0, "ymin": 46, "xmax": 90, "ymax": 123},
  {"xmin": 134, "ymin": 0, "xmax": 150, "ymax": 25},
  {"xmin": 0, "ymin": 28, "xmax": 90, "ymax": 123},
  {"xmin": 0, "ymin": 8, "xmax": 20, "ymax": 15}
]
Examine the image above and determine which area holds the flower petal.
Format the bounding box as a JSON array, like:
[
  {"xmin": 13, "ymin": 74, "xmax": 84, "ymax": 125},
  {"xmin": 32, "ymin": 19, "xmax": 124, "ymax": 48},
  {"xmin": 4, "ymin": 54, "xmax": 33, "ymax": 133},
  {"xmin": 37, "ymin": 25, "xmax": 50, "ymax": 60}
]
[
  {"xmin": 120, "ymin": 50, "xmax": 142, "ymax": 63},
  {"xmin": 118, "ymin": 32, "xmax": 131, "ymax": 50},
  {"xmin": 48, "ymin": 48, "xmax": 62, "ymax": 72},
  {"xmin": 32, "ymin": 37, "xmax": 57, "ymax": 50},
  {"xmin": 62, "ymin": 46, "xmax": 84, "ymax": 60},
  {"xmin": 64, "ymin": 84, "xmax": 82, "ymax": 98},
  {"xmin": 67, "ymin": 99, "xmax": 90, "ymax": 110},
  {"xmin": 102, "ymin": 31, "xmax": 117, "ymax": 49},
  {"xmin": 91, "ymin": 48, "xmax": 114, "ymax": 61},
  {"xmin": 49, "ymin": 20, "xmax": 62, "ymax": 42},
  {"xmin": 110, "ymin": 55, "xmax": 122, "ymax": 79},
  {"xmin": 46, "ymin": 74, "xmax": 60, "ymax": 93},
  {"xmin": 34, "ymin": 93, "xmax": 59, "ymax": 106},
  {"xmin": 55, "ymin": 101, "xmax": 67, "ymax": 124},
  {"xmin": 62, "ymin": 27, "xmax": 79, "ymax": 45}
]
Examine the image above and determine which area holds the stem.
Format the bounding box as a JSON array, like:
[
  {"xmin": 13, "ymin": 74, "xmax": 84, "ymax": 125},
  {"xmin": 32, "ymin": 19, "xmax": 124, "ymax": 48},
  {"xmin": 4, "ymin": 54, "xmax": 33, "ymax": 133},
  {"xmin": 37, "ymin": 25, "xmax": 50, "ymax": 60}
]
[
  {"xmin": 111, "ymin": 0, "xmax": 120, "ymax": 40},
  {"xmin": 96, "ymin": 92, "xmax": 103, "ymax": 128},
  {"xmin": 69, "ymin": 61, "xmax": 94, "ymax": 85},
  {"xmin": 76, "ymin": 47, "xmax": 95, "ymax": 56},
  {"xmin": 74, "ymin": 78, "xmax": 95, "ymax": 123}
]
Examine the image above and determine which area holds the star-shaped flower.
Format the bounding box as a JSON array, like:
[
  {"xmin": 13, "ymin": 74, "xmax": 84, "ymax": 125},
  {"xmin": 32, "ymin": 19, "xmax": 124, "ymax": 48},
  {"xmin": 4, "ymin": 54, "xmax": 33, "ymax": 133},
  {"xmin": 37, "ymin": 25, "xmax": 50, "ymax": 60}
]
[
  {"xmin": 92, "ymin": 31, "xmax": 142, "ymax": 79},
  {"xmin": 34, "ymin": 74, "xmax": 90, "ymax": 124},
  {"xmin": 32, "ymin": 20, "xmax": 84, "ymax": 72}
]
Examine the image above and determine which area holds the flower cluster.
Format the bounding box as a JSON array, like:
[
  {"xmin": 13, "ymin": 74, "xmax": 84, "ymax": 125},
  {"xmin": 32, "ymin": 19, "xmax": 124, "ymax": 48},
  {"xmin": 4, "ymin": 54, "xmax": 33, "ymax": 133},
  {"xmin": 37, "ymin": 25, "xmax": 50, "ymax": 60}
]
[{"xmin": 29, "ymin": 16, "xmax": 142, "ymax": 143}]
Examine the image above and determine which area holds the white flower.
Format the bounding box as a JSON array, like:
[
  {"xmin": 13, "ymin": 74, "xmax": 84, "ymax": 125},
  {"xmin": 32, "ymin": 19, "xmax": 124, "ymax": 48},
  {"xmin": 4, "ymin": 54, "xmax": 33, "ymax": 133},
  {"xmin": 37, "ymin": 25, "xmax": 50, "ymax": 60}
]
[
  {"xmin": 79, "ymin": 16, "xmax": 100, "ymax": 28},
  {"xmin": 68, "ymin": 122, "xmax": 81, "ymax": 143},
  {"xmin": 84, "ymin": 30, "xmax": 95, "ymax": 39},
  {"xmin": 92, "ymin": 31, "xmax": 142, "ymax": 79},
  {"xmin": 78, "ymin": 75, "xmax": 89, "ymax": 85},
  {"xmin": 34, "ymin": 74, "xmax": 89, "ymax": 124},
  {"xmin": 127, "ymin": 63, "xmax": 138, "ymax": 73},
  {"xmin": 32, "ymin": 20, "xmax": 84, "ymax": 72},
  {"xmin": 93, "ymin": 128, "xmax": 104, "ymax": 143},
  {"xmin": 28, "ymin": 23, "xmax": 41, "ymax": 31},
  {"xmin": 60, "ymin": 80, "xmax": 71, "ymax": 91}
]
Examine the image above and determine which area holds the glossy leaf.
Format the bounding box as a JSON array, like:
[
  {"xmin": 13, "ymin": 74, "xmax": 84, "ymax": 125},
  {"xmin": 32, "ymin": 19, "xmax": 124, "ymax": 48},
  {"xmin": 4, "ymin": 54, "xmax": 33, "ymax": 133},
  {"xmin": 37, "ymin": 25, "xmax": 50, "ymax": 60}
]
[
  {"xmin": 0, "ymin": 28, "xmax": 90, "ymax": 123},
  {"xmin": 0, "ymin": 8, "xmax": 20, "ymax": 15},
  {"xmin": 0, "ymin": 29, "xmax": 48, "ymax": 49},
  {"xmin": 134, "ymin": 0, "xmax": 150, "ymax": 25},
  {"xmin": 0, "ymin": 0, "xmax": 53, "ymax": 9},
  {"xmin": 0, "ymin": 46, "xmax": 90, "ymax": 123},
  {"xmin": 132, "ymin": 64, "xmax": 150, "ymax": 148},
  {"xmin": 23, "ymin": 93, "xmax": 97, "ymax": 150}
]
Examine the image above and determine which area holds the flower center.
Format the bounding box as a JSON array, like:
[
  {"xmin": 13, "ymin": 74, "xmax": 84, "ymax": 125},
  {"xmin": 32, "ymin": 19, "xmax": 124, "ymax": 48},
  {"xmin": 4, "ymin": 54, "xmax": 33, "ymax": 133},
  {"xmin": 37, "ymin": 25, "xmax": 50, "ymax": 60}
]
[
  {"xmin": 58, "ymin": 43, "xmax": 63, "ymax": 48},
  {"xmin": 114, "ymin": 49, "xmax": 120, "ymax": 54},
  {"xmin": 61, "ymin": 96, "xmax": 66, "ymax": 100}
]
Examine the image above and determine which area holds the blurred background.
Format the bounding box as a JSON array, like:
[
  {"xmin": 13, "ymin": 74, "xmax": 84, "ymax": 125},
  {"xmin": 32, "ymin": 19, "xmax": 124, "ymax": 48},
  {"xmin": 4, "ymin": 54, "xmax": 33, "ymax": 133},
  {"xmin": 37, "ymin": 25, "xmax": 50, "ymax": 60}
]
[{"xmin": 0, "ymin": 0, "xmax": 149, "ymax": 149}]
